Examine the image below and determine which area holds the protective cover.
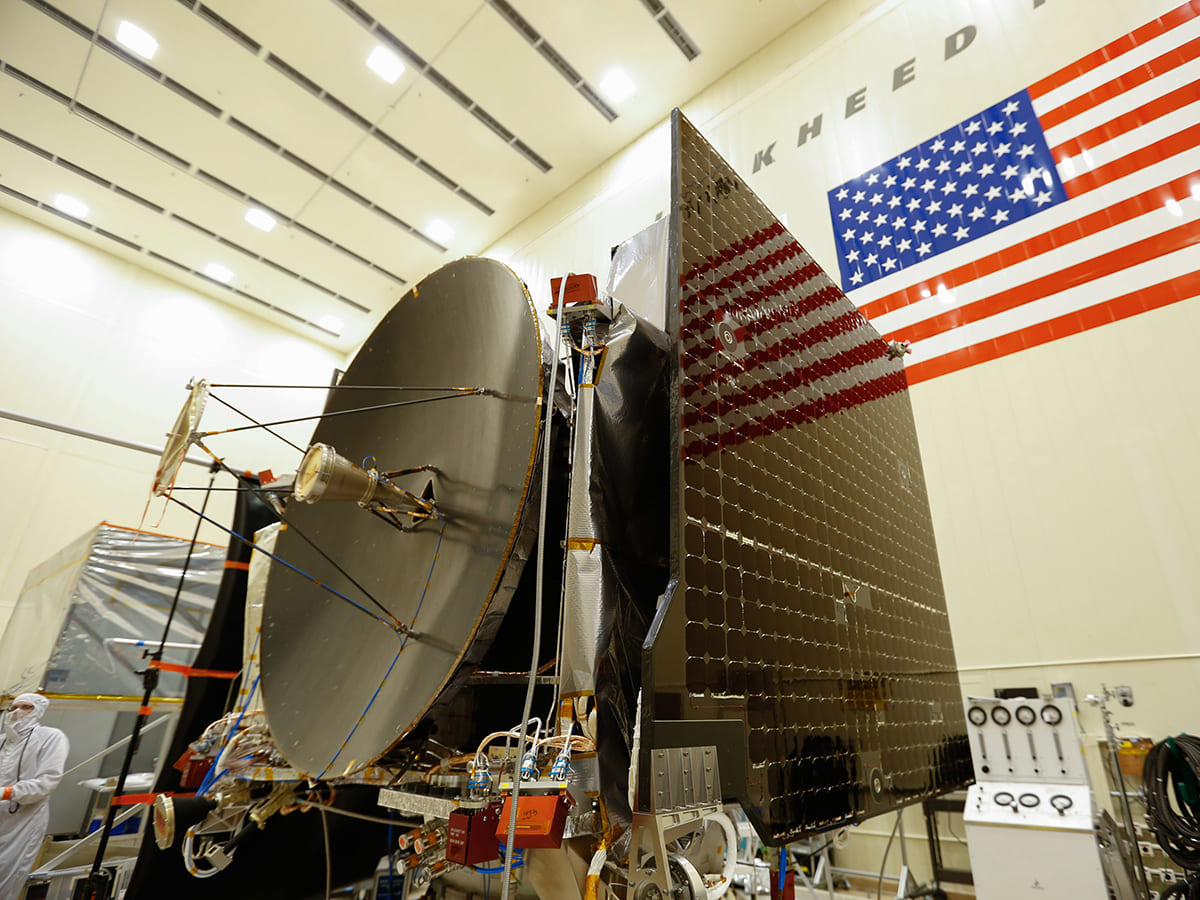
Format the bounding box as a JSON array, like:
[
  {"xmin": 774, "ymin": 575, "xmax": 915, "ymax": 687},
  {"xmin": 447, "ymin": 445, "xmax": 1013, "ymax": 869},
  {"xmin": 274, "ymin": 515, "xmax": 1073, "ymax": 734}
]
[
  {"xmin": 569, "ymin": 303, "xmax": 672, "ymax": 828},
  {"xmin": 0, "ymin": 523, "xmax": 224, "ymax": 698},
  {"xmin": 641, "ymin": 111, "xmax": 971, "ymax": 843}
]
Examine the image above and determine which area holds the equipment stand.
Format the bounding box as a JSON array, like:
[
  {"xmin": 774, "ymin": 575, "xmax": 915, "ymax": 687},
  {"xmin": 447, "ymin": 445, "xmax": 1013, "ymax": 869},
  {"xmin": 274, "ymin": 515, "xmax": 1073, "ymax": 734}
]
[{"xmin": 72, "ymin": 463, "xmax": 220, "ymax": 900}]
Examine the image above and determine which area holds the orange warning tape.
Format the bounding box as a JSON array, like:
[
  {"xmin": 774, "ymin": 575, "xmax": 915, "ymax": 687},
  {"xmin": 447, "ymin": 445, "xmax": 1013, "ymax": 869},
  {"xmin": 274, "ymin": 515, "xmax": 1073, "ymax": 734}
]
[
  {"xmin": 224, "ymin": 560, "xmax": 250, "ymax": 570},
  {"xmin": 148, "ymin": 660, "xmax": 239, "ymax": 680},
  {"xmin": 138, "ymin": 705, "xmax": 154, "ymax": 716}
]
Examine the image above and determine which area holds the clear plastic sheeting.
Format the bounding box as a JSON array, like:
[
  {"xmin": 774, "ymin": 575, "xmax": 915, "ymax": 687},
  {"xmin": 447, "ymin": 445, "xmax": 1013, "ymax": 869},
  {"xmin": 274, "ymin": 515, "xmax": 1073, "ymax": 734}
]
[{"xmin": 0, "ymin": 523, "xmax": 225, "ymax": 698}]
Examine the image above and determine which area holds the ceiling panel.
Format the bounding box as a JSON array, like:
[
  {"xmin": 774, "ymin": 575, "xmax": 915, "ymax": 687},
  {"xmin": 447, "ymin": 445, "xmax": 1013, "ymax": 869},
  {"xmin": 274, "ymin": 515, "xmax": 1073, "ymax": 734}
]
[
  {"xmin": 0, "ymin": 146, "xmax": 342, "ymax": 334},
  {"xmin": 0, "ymin": 1, "xmax": 95, "ymax": 90},
  {"xmin": 0, "ymin": 78, "xmax": 402, "ymax": 319},
  {"xmin": 0, "ymin": 0, "xmax": 834, "ymax": 351},
  {"xmin": 102, "ymin": 0, "xmax": 369, "ymax": 178},
  {"xmin": 295, "ymin": 185, "xmax": 448, "ymax": 280},
  {"xmin": 368, "ymin": 84, "xmax": 538, "ymax": 223},
  {"xmin": 435, "ymin": 8, "xmax": 601, "ymax": 175},
  {"xmin": 334, "ymin": 137, "xmax": 481, "ymax": 258},
  {"xmin": 202, "ymin": 0, "xmax": 427, "ymax": 125},
  {"xmin": 354, "ymin": 0, "xmax": 489, "ymax": 58}
]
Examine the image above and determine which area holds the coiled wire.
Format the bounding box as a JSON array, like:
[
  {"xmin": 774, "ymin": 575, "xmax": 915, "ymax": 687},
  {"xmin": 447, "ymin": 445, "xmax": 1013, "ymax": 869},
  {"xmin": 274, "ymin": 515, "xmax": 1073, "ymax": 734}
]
[{"xmin": 1144, "ymin": 734, "xmax": 1200, "ymax": 873}]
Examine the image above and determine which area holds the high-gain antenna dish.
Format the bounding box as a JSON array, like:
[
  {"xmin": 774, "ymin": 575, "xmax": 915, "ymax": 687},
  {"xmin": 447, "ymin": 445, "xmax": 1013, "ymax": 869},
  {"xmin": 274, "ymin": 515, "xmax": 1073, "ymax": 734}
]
[{"xmin": 259, "ymin": 258, "xmax": 544, "ymax": 777}]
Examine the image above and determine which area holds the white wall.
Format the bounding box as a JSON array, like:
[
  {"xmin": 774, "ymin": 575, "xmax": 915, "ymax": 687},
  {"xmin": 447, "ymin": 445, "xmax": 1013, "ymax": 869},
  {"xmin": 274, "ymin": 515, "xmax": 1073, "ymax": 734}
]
[
  {"xmin": 0, "ymin": 205, "xmax": 347, "ymax": 641},
  {"xmin": 487, "ymin": 0, "xmax": 1199, "ymax": 882}
]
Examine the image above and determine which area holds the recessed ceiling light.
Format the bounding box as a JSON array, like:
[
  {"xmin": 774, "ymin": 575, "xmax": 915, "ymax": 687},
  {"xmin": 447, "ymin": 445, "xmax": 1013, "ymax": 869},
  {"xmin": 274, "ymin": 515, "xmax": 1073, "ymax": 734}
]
[
  {"xmin": 204, "ymin": 262, "xmax": 233, "ymax": 284},
  {"xmin": 244, "ymin": 208, "xmax": 277, "ymax": 232},
  {"xmin": 53, "ymin": 194, "xmax": 89, "ymax": 219},
  {"xmin": 116, "ymin": 20, "xmax": 158, "ymax": 60},
  {"xmin": 366, "ymin": 45, "xmax": 405, "ymax": 84},
  {"xmin": 598, "ymin": 67, "xmax": 636, "ymax": 106},
  {"xmin": 319, "ymin": 314, "xmax": 344, "ymax": 335},
  {"xmin": 426, "ymin": 219, "xmax": 454, "ymax": 244}
]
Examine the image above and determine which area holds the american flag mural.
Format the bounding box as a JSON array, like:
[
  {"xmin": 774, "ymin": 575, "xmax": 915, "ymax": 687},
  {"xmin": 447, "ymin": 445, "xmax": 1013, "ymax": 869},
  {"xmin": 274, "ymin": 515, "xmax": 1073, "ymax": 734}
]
[{"xmin": 834, "ymin": 1, "xmax": 1200, "ymax": 384}]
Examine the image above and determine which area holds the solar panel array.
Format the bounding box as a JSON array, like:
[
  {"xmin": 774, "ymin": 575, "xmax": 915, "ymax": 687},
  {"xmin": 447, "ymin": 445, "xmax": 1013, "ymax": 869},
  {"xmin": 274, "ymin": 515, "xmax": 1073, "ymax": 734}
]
[{"xmin": 646, "ymin": 112, "xmax": 971, "ymax": 842}]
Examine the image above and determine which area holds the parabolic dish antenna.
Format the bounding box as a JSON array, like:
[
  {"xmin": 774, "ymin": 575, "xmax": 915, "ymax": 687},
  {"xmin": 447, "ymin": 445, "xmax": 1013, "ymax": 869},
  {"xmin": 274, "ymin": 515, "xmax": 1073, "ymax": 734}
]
[{"xmin": 260, "ymin": 258, "xmax": 544, "ymax": 777}]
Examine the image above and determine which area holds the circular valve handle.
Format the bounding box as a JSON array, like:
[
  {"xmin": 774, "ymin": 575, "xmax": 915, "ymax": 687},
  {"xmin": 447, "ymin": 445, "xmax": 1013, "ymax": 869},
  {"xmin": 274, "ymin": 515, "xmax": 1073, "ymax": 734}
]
[{"xmin": 1050, "ymin": 794, "xmax": 1074, "ymax": 815}]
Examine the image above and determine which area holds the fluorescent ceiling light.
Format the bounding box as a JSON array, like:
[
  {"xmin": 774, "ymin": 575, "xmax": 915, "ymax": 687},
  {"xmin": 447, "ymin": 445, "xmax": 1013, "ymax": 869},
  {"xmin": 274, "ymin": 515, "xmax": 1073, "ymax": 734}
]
[
  {"xmin": 426, "ymin": 219, "xmax": 454, "ymax": 244},
  {"xmin": 366, "ymin": 45, "xmax": 405, "ymax": 84},
  {"xmin": 598, "ymin": 67, "xmax": 636, "ymax": 105},
  {"xmin": 116, "ymin": 20, "xmax": 158, "ymax": 60},
  {"xmin": 319, "ymin": 314, "xmax": 344, "ymax": 335},
  {"xmin": 204, "ymin": 262, "xmax": 233, "ymax": 284},
  {"xmin": 53, "ymin": 194, "xmax": 89, "ymax": 219},
  {"xmin": 244, "ymin": 208, "xmax": 277, "ymax": 232}
]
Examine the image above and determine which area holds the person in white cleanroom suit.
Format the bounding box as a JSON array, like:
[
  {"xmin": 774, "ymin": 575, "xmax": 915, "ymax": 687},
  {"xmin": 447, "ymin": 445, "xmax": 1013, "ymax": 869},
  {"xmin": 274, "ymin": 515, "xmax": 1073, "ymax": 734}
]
[{"xmin": 0, "ymin": 693, "xmax": 69, "ymax": 900}]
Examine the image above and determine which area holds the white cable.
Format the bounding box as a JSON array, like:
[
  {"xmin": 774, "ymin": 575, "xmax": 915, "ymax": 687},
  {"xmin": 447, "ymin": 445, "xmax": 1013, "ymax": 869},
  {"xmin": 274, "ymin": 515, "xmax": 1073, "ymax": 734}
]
[
  {"xmin": 629, "ymin": 690, "xmax": 642, "ymax": 813},
  {"xmin": 500, "ymin": 273, "xmax": 570, "ymax": 900},
  {"xmin": 296, "ymin": 801, "xmax": 404, "ymax": 827},
  {"xmin": 321, "ymin": 809, "xmax": 331, "ymax": 900}
]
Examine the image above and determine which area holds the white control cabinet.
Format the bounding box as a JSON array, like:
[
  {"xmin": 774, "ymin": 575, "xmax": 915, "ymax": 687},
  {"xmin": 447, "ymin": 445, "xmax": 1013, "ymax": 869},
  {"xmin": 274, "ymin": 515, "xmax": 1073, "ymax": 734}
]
[{"xmin": 961, "ymin": 698, "xmax": 1109, "ymax": 899}]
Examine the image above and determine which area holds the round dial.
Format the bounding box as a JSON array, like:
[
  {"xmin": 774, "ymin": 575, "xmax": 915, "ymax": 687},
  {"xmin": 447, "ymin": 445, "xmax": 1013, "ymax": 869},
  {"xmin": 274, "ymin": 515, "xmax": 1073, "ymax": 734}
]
[
  {"xmin": 991, "ymin": 706, "xmax": 1012, "ymax": 726},
  {"xmin": 1015, "ymin": 705, "xmax": 1036, "ymax": 726},
  {"xmin": 1019, "ymin": 793, "xmax": 1041, "ymax": 808},
  {"xmin": 994, "ymin": 791, "xmax": 1015, "ymax": 807},
  {"xmin": 1050, "ymin": 794, "xmax": 1074, "ymax": 814},
  {"xmin": 967, "ymin": 706, "xmax": 988, "ymax": 726},
  {"xmin": 1040, "ymin": 705, "xmax": 1063, "ymax": 726},
  {"xmin": 294, "ymin": 444, "xmax": 328, "ymax": 500}
]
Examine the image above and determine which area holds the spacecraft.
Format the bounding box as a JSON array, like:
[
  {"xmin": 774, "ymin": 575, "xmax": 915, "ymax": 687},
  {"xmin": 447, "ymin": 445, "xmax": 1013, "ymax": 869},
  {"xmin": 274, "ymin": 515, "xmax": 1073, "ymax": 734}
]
[{"xmin": 134, "ymin": 111, "xmax": 971, "ymax": 899}]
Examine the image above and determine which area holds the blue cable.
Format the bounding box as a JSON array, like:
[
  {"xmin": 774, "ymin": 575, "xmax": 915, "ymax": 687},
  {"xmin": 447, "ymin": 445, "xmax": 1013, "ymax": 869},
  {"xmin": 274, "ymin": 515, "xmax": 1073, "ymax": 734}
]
[
  {"xmin": 319, "ymin": 508, "xmax": 446, "ymax": 778},
  {"xmin": 170, "ymin": 486, "xmax": 447, "ymax": 783},
  {"xmin": 166, "ymin": 497, "xmax": 396, "ymax": 629},
  {"xmin": 196, "ymin": 663, "xmax": 261, "ymax": 796}
]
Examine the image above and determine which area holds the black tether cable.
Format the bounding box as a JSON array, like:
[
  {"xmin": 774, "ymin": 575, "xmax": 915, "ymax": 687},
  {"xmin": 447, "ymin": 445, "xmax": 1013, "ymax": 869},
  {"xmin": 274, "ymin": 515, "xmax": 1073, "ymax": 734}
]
[
  {"xmin": 1145, "ymin": 733, "xmax": 1200, "ymax": 895},
  {"xmin": 77, "ymin": 462, "xmax": 220, "ymax": 900}
]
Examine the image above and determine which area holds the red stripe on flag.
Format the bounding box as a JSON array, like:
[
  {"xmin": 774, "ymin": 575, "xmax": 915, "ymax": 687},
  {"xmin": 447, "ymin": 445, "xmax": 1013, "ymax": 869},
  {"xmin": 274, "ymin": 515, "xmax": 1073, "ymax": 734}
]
[
  {"xmin": 882, "ymin": 218, "xmax": 1200, "ymax": 344},
  {"xmin": 1051, "ymin": 82, "xmax": 1200, "ymax": 161},
  {"xmin": 1062, "ymin": 120, "xmax": 1200, "ymax": 196},
  {"xmin": 859, "ymin": 171, "xmax": 1199, "ymax": 321},
  {"xmin": 1028, "ymin": 0, "xmax": 1200, "ymax": 99},
  {"xmin": 905, "ymin": 268, "xmax": 1200, "ymax": 383},
  {"xmin": 1038, "ymin": 34, "xmax": 1200, "ymax": 131}
]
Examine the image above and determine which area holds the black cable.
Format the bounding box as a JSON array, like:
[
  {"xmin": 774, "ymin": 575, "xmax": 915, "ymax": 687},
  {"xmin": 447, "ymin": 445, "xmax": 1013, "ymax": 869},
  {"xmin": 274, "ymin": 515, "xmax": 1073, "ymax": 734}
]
[
  {"xmin": 207, "ymin": 391, "xmax": 306, "ymax": 454},
  {"xmin": 1144, "ymin": 734, "xmax": 1200, "ymax": 870},
  {"xmin": 179, "ymin": 460, "xmax": 401, "ymax": 628}
]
